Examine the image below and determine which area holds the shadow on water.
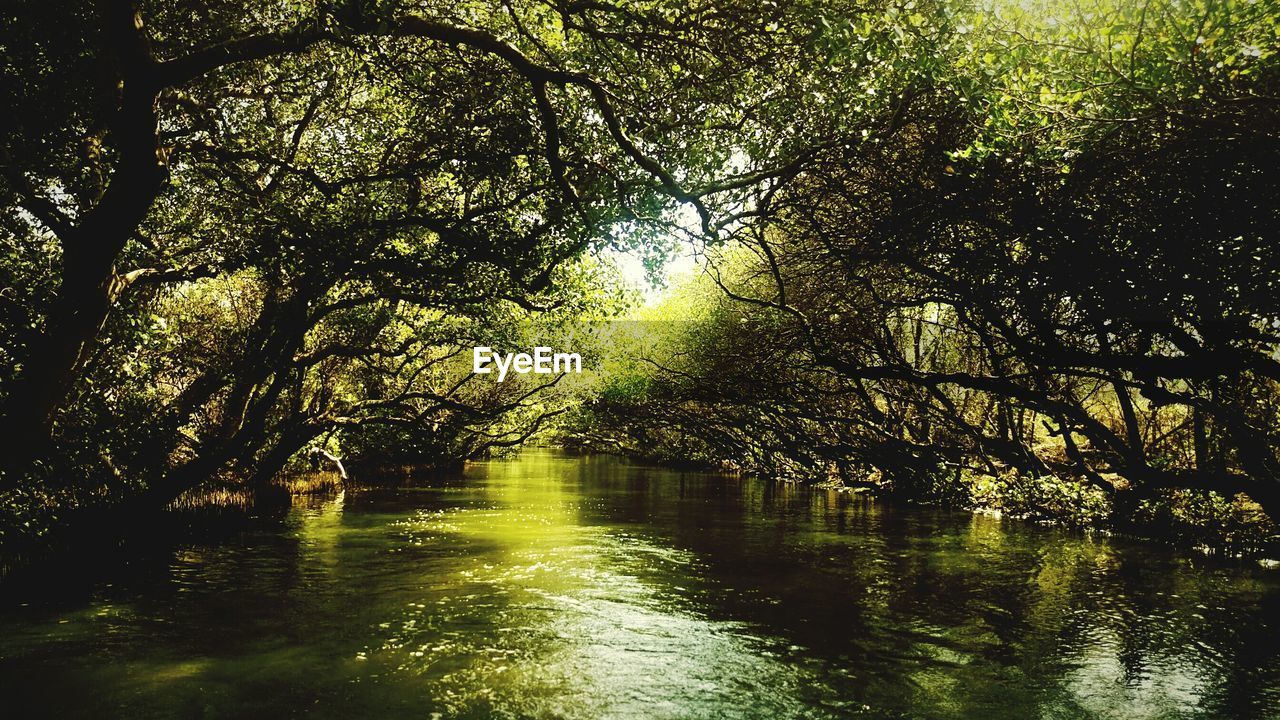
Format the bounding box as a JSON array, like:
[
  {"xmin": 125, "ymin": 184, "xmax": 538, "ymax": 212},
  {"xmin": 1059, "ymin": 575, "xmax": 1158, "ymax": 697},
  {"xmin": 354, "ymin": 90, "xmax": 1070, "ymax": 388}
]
[{"xmin": 1, "ymin": 449, "xmax": 1278, "ymax": 719}]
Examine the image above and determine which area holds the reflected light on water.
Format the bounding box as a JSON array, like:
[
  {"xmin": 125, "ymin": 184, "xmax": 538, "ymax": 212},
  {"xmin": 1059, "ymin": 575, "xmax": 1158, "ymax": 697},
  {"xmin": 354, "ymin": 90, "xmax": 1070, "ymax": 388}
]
[{"xmin": 1, "ymin": 450, "xmax": 1278, "ymax": 719}]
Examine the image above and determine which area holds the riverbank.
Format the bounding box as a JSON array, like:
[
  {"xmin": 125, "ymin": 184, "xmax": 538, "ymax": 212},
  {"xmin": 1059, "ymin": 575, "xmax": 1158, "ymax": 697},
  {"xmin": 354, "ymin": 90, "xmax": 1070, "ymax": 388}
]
[
  {"xmin": 575, "ymin": 444, "xmax": 1280, "ymax": 559},
  {"xmin": 4, "ymin": 449, "xmax": 1277, "ymax": 586}
]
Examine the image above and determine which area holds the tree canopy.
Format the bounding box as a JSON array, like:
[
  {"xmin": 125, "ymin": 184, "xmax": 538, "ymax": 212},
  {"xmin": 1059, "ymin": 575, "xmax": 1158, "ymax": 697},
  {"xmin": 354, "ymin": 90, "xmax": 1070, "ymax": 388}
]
[{"xmin": 2, "ymin": 0, "xmax": 1279, "ymax": 558}]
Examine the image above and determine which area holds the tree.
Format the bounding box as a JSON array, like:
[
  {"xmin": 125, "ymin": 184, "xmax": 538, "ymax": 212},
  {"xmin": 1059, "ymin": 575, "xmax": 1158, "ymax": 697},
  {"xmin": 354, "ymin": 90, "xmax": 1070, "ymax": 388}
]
[
  {"xmin": 568, "ymin": 0, "xmax": 1280, "ymax": 524},
  {"xmin": 0, "ymin": 0, "xmax": 893, "ymax": 530}
]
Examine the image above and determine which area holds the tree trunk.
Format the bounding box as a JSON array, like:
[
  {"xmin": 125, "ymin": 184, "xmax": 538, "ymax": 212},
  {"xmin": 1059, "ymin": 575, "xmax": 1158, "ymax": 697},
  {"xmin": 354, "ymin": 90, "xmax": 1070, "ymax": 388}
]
[
  {"xmin": 1250, "ymin": 481, "xmax": 1280, "ymax": 527},
  {"xmin": 0, "ymin": 1, "xmax": 166, "ymax": 482},
  {"xmin": 249, "ymin": 425, "xmax": 325, "ymax": 489}
]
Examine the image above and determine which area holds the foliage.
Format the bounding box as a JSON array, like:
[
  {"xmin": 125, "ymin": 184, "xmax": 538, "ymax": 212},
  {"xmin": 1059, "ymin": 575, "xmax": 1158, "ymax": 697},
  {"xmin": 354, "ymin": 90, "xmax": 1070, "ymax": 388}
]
[
  {"xmin": 2, "ymin": 0, "xmax": 891, "ymax": 559},
  {"xmin": 3, "ymin": 0, "xmax": 1279, "ymax": 560},
  {"xmin": 563, "ymin": 0, "xmax": 1280, "ymax": 551}
]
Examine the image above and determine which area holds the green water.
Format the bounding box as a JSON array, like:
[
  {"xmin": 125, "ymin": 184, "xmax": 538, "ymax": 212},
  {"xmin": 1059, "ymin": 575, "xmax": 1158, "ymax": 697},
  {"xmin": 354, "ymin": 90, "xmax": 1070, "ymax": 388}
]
[{"xmin": 2, "ymin": 451, "xmax": 1278, "ymax": 719}]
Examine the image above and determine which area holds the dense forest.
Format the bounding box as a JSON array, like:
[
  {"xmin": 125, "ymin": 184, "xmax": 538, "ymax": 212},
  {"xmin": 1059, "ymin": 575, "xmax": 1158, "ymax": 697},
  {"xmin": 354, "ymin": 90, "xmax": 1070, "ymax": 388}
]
[{"xmin": 2, "ymin": 0, "xmax": 1279, "ymax": 565}]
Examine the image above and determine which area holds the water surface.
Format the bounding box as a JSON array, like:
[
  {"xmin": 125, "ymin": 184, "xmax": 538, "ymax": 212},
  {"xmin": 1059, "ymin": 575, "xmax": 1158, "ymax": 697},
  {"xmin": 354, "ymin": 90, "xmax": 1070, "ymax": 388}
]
[{"xmin": 2, "ymin": 451, "xmax": 1278, "ymax": 719}]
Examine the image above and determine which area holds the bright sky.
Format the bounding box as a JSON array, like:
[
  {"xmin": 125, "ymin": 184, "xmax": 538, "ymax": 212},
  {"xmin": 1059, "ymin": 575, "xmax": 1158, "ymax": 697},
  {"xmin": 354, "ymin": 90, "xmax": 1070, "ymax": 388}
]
[{"xmin": 605, "ymin": 244, "xmax": 702, "ymax": 306}]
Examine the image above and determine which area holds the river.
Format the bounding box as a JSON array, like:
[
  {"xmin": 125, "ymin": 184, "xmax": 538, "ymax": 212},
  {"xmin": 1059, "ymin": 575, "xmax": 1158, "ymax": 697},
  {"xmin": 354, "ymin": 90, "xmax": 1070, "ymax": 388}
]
[{"xmin": 1, "ymin": 450, "xmax": 1278, "ymax": 719}]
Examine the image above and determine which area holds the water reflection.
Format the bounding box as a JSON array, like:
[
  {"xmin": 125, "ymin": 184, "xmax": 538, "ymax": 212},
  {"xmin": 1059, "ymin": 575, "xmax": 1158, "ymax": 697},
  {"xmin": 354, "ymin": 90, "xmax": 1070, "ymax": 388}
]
[{"xmin": 1, "ymin": 450, "xmax": 1278, "ymax": 719}]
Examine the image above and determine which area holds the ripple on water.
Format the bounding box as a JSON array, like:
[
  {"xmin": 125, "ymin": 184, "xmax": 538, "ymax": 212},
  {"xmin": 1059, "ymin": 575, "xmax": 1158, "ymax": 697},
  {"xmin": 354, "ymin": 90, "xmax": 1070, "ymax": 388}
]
[{"xmin": 2, "ymin": 452, "xmax": 1279, "ymax": 719}]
